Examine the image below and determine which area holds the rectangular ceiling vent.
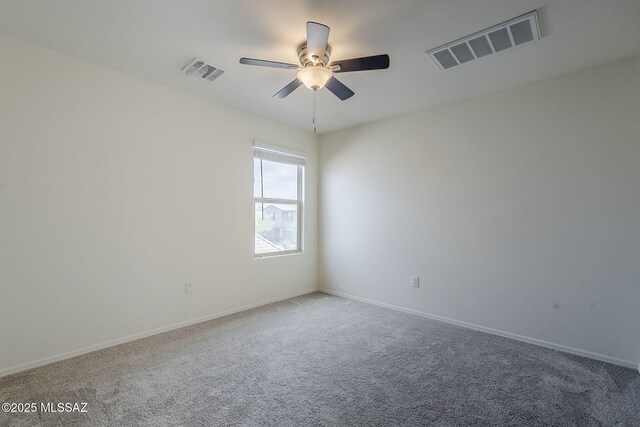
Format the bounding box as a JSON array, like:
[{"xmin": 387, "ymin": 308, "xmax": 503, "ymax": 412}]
[
  {"xmin": 182, "ymin": 57, "xmax": 225, "ymax": 81},
  {"xmin": 426, "ymin": 10, "xmax": 540, "ymax": 70}
]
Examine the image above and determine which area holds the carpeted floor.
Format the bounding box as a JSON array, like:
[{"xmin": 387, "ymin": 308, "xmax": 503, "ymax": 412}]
[{"xmin": 1, "ymin": 292, "xmax": 639, "ymax": 426}]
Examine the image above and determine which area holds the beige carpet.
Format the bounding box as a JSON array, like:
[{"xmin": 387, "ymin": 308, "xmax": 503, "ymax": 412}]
[{"xmin": 1, "ymin": 292, "xmax": 639, "ymax": 426}]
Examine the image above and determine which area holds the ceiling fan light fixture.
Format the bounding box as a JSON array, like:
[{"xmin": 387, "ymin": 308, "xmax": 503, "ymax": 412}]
[
  {"xmin": 297, "ymin": 66, "xmax": 332, "ymax": 90},
  {"xmin": 240, "ymin": 21, "xmax": 389, "ymax": 103}
]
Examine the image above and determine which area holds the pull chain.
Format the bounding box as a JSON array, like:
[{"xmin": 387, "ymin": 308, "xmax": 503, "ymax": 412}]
[{"xmin": 313, "ymin": 90, "xmax": 317, "ymax": 134}]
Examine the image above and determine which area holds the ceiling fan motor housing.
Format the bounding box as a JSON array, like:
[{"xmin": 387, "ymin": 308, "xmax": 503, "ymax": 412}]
[{"xmin": 297, "ymin": 42, "xmax": 331, "ymax": 67}]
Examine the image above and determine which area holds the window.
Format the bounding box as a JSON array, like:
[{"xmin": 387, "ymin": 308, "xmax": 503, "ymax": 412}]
[{"xmin": 254, "ymin": 144, "xmax": 304, "ymax": 257}]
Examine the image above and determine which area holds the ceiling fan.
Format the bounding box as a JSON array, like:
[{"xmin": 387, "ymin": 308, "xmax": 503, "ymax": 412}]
[{"xmin": 239, "ymin": 21, "xmax": 390, "ymax": 101}]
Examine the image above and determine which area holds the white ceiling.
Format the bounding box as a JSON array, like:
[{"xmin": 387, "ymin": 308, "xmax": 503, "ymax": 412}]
[{"xmin": 0, "ymin": 0, "xmax": 639, "ymax": 134}]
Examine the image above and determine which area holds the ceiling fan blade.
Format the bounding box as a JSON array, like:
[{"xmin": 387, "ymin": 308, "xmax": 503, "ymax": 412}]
[
  {"xmin": 306, "ymin": 21, "xmax": 330, "ymax": 62},
  {"xmin": 239, "ymin": 57, "xmax": 298, "ymax": 69},
  {"xmin": 273, "ymin": 79, "xmax": 303, "ymax": 99},
  {"xmin": 331, "ymin": 54, "xmax": 390, "ymax": 73},
  {"xmin": 325, "ymin": 76, "xmax": 354, "ymax": 101}
]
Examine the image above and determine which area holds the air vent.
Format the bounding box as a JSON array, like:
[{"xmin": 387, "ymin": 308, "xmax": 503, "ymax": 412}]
[
  {"xmin": 182, "ymin": 57, "xmax": 225, "ymax": 81},
  {"xmin": 427, "ymin": 11, "xmax": 540, "ymax": 70}
]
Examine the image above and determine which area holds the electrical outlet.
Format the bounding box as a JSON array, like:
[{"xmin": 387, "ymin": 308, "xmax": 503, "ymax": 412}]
[
  {"xmin": 412, "ymin": 276, "xmax": 420, "ymax": 288},
  {"xmin": 184, "ymin": 282, "xmax": 193, "ymax": 295}
]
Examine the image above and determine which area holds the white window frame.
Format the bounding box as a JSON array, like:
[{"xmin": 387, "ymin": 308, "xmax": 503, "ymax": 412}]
[{"xmin": 253, "ymin": 143, "xmax": 304, "ymax": 258}]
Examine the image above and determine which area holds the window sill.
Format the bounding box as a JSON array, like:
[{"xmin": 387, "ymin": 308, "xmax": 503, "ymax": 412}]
[{"xmin": 254, "ymin": 250, "xmax": 303, "ymax": 259}]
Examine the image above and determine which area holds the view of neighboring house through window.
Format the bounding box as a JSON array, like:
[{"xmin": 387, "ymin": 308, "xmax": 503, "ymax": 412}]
[{"xmin": 254, "ymin": 144, "xmax": 304, "ymax": 257}]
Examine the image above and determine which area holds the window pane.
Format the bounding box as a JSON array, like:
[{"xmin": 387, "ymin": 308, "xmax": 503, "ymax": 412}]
[
  {"xmin": 255, "ymin": 202, "xmax": 298, "ymax": 254},
  {"xmin": 253, "ymin": 158, "xmax": 297, "ymax": 200}
]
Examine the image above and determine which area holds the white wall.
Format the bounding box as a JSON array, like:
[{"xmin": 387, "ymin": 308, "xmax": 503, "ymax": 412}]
[
  {"xmin": 0, "ymin": 35, "xmax": 318, "ymax": 375},
  {"xmin": 319, "ymin": 57, "xmax": 640, "ymax": 367}
]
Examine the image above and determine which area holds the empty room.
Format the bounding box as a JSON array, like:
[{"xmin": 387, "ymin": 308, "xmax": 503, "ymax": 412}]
[{"xmin": 1, "ymin": 0, "xmax": 639, "ymax": 425}]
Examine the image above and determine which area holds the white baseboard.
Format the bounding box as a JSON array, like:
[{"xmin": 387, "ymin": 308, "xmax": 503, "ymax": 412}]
[
  {"xmin": 0, "ymin": 288, "xmax": 317, "ymax": 378},
  {"xmin": 319, "ymin": 288, "xmax": 638, "ymax": 370}
]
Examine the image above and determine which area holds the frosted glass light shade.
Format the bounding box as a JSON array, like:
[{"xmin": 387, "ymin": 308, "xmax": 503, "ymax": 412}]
[{"xmin": 297, "ymin": 66, "xmax": 332, "ymax": 90}]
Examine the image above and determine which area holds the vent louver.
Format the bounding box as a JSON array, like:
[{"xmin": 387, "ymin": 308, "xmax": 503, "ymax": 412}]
[
  {"xmin": 427, "ymin": 11, "xmax": 540, "ymax": 70},
  {"xmin": 182, "ymin": 57, "xmax": 225, "ymax": 81}
]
